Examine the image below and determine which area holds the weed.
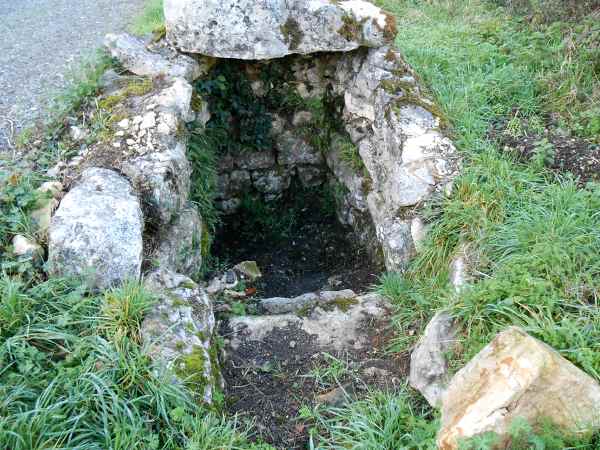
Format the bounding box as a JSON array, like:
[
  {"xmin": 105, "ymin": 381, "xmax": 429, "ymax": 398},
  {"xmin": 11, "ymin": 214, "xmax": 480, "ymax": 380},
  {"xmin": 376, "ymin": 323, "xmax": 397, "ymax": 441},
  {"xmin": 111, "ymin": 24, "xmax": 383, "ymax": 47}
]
[
  {"xmin": 131, "ymin": 0, "xmax": 165, "ymax": 36},
  {"xmin": 338, "ymin": 136, "xmax": 366, "ymax": 174},
  {"xmin": 99, "ymin": 281, "xmax": 155, "ymax": 346},
  {"xmin": 312, "ymin": 387, "xmax": 438, "ymax": 449},
  {"xmin": 195, "ymin": 62, "xmax": 274, "ymax": 155},
  {"xmin": 530, "ymin": 138, "xmax": 555, "ymax": 168},
  {"xmin": 305, "ymin": 353, "xmax": 353, "ymax": 389}
]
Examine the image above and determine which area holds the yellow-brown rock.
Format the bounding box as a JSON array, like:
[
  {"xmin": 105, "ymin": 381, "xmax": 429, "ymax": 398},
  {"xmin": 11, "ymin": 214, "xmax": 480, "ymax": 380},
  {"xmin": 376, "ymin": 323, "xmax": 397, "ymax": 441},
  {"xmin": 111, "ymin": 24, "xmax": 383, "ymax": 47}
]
[{"xmin": 438, "ymin": 327, "xmax": 600, "ymax": 449}]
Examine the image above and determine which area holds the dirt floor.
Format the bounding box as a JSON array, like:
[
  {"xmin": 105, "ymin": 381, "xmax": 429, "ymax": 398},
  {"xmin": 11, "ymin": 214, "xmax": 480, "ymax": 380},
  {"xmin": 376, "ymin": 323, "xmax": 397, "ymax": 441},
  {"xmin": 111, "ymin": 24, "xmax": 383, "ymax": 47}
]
[
  {"xmin": 220, "ymin": 316, "xmax": 407, "ymax": 449},
  {"xmin": 490, "ymin": 114, "xmax": 600, "ymax": 184},
  {"xmin": 212, "ymin": 186, "xmax": 383, "ymax": 298},
  {"xmin": 212, "ymin": 185, "xmax": 396, "ymax": 448}
]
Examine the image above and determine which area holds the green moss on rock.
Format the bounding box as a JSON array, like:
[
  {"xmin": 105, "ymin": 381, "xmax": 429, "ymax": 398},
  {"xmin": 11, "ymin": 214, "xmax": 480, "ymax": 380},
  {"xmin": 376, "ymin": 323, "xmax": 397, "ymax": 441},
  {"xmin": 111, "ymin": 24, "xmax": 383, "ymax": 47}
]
[{"xmin": 280, "ymin": 17, "xmax": 303, "ymax": 50}]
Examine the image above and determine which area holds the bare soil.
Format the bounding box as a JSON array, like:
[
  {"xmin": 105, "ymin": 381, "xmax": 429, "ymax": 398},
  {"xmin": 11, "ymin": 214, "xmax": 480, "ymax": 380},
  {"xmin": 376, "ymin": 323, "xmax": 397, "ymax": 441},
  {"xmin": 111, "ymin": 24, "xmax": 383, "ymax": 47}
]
[
  {"xmin": 490, "ymin": 115, "xmax": 600, "ymax": 184},
  {"xmin": 220, "ymin": 317, "xmax": 407, "ymax": 449}
]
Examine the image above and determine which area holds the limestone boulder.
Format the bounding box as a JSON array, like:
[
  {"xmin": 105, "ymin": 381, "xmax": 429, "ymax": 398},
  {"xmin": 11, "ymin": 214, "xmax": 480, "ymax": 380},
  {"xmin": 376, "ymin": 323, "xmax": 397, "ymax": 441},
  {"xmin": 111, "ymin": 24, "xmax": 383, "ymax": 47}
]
[
  {"xmin": 329, "ymin": 46, "xmax": 459, "ymax": 271},
  {"xmin": 152, "ymin": 205, "xmax": 203, "ymax": 276},
  {"xmin": 142, "ymin": 269, "xmax": 220, "ymax": 404},
  {"xmin": 48, "ymin": 168, "xmax": 143, "ymax": 289},
  {"xmin": 165, "ymin": 0, "xmax": 396, "ymax": 60},
  {"xmin": 104, "ymin": 33, "xmax": 204, "ymax": 82},
  {"xmin": 228, "ymin": 293, "xmax": 389, "ymax": 353},
  {"xmin": 409, "ymin": 311, "xmax": 457, "ymax": 407},
  {"xmin": 438, "ymin": 327, "xmax": 600, "ymax": 449}
]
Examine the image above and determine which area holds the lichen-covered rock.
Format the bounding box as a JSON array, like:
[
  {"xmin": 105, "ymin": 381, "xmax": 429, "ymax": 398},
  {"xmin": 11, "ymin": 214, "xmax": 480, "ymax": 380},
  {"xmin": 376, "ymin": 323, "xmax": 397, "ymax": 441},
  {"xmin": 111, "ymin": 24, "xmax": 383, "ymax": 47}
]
[
  {"xmin": 30, "ymin": 181, "xmax": 63, "ymax": 241},
  {"xmin": 259, "ymin": 289, "xmax": 356, "ymax": 314},
  {"xmin": 409, "ymin": 311, "xmax": 457, "ymax": 407},
  {"xmin": 152, "ymin": 205, "xmax": 204, "ymax": 276},
  {"xmin": 165, "ymin": 0, "xmax": 396, "ymax": 60},
  {"xmin": 74, "ymin": 77, "xmax": 195, "ymax": 225},
  {"xmin": 229, "ymin": 292, "xmax": 388, "ymax": 352},
  {"xmin": 104, "ymin": 33, "xmax": 204, "ymax": 82},
  {"xmin": 48, "ymin": 168, "xmax": 143, "ymax": 289},
  {"xmin": 251, "ymin": 169, "xmax": 292, "ymax": 195},
  {"xmin": 142, "ymin": 269, "xmax": 220, "ymax": 404},
  {"xmin": 276, "ymin": 131, "xmax": 323, "ymax": 166},
  {"xmin": 328, "ymin": 46, "xmax": 459, "ymax": 271},
  {"xmin": 438, "ymin": 327, "xmax": 600, "ymax": 449}
]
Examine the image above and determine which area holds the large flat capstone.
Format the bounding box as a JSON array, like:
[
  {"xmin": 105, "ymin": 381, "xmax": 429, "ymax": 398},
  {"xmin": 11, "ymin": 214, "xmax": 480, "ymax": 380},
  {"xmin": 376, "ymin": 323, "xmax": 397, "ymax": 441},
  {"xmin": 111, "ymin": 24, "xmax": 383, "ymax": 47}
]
[
  {"xmin": 48, "ymin": 168, "xmax": 143, "ymax": 289},
  {"xmin": 164, "ymin": 0, "xmax": 396, "ymax": 60}
]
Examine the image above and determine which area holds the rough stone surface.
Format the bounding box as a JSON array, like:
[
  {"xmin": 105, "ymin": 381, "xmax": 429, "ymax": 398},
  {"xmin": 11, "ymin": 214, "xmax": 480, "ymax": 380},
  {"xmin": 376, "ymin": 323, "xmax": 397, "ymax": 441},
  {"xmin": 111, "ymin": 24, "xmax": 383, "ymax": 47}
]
[
  {"xmin": 12, "ymin": 234, "xmax": 43, "ymax": 260},
  {"xmin": 48, "ymin": 168, "xmax": 143, "ymax": 289},
  {"xmin": 165, "ymin": 0, "xmax": 396, "ymax": 60},
  {"xmin": 277, "ymin": 131, "xmax": 323, "ymax": 166},
  {"xmin": 327, "ymin": 46, "xmax": 459, "ymax": 271},
  {"xmin": 30, "ymin": 181, "xmax": 63, "ymax": 241},
  {"xmin": 409, "ymin": 311, "xmax": 457, "ymax": 407},
  {"xmin": 438, "ymin": 327, "xmax": 600, "ymax": 449},
  {"xmin": 234, "ymin": 261, "xmax": 262, "ymax": 281},
  {"xmin": 259, "ymin": 289, "xmax": 356, "ymax": 314},
  {"xmin": 152, "ymin": 205, "xmax": 203, "ymax": 276},
  {"xmin": 142, "ymin": 269, "xmax": 219, "ymax": 404},
  {"xmin": 69, "ymin": 77, "xmax": 195, "ymax": 225},
  {"xmin": 229, "ymin": 292, "xmax": 389, "ymax": 352},
  {"xmin": 104, "ymin": 33, "xmax": 204, "ymax": 82}
]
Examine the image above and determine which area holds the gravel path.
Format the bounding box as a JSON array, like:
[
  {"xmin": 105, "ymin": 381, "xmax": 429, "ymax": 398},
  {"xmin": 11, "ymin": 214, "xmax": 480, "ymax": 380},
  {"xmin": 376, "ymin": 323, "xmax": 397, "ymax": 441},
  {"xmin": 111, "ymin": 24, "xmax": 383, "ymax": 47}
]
[{"xmin": 0, "ymin": 0, "xmax": 145, "ymax": 152}]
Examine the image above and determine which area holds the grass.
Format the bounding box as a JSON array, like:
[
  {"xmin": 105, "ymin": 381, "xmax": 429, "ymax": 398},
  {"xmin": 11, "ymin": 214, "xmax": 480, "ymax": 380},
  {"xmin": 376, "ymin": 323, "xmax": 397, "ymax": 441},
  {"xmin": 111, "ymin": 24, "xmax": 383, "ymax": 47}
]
[
  {"xmin": 131, "ymin": 0, "xmax": 165, "ymax": 36},
  {"xmin": 372, "ymin": 0, "xmax": 600, "ymax": 375},
  {"xmin": 0, "ymin": 274, "xmax": 268, "ymax": 449}
]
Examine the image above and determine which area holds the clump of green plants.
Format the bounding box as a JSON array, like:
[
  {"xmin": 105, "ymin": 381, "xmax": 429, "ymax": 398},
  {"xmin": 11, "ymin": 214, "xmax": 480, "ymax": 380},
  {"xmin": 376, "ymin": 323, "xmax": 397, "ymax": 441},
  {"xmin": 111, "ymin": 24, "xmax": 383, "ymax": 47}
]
[
  {"xmin": 131, "ymin": 0, "xmax": 165, "ymax": 36},
  {"xmin": 195, "ymin": 62, "xmax": 274, "ymax": 155},
  {"xmin": 308, "ymin": 387, "xmax": 438, "ymax": 450},
  {"xmin": 305, "ymin": 352, "xmax": 355, "ymax": 389},
  {"xmin": 0, "ymin": 273, "xmax": 270, "ymax": 449}
]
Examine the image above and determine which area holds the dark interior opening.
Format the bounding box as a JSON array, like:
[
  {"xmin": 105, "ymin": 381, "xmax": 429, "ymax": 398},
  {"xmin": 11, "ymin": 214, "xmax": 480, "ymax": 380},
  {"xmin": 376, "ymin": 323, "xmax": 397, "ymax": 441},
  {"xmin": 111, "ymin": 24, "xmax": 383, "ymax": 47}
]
[{"xmin": 211, "ymin": 181, "xmax": 382, "ymax": 298}]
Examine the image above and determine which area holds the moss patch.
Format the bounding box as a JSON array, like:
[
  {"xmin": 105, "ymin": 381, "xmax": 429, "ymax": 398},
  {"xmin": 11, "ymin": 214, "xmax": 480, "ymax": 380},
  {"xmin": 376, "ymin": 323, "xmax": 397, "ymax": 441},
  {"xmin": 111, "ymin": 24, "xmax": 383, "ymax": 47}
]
[
  {"xmin": 339, "ymin": 14, "xmax": 366, "ymax": 42},
  {"xmin": 323, "ymin": 297, "xmax": 359, "ymax": 313},
  {"xmin": 280, "ymin": 17, "xmax": 303, "ymax": 50},
  {"xmin": 97, "ymin": 78, "xmax": 153, "ymax": 111},
  {"xmin": 175, "ymin": 345, "xmax": 211, "ymax": 400}
]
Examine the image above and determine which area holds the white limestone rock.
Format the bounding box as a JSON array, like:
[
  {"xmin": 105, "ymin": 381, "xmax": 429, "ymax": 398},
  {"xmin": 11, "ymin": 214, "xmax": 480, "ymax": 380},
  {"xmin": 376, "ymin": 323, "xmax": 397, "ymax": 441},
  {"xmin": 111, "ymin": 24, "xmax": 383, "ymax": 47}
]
[
  {"xmin": 104, "ymin": 33, "xmax": 203, "ymax": 82},
  {"xmin": 409, "ymin": 311, "xmax": 457, "ymax": 407},
  {"xmin": 48, "ymin": 168, "xmax": 143, "ymax": 289},
  {"xmin": 142, "ymin": 269, "xmax": 219, "ymax": 404},
  {"xmin": 438, "ymin": 327, "xmax": 600, "ymax": 449},
  {"xmin": 117, "ymin": 78, "xmax": 194, "ymax": 225},
  {"xmin": 328, "ymin": 46, "xmax": 459, "ymax": 271},
  {"xmin": 165, "ymin": 0, "xmax": 396, "ymax": 60},
  {"xmin": 12, "ymin": 235, "xmax": 43, "ymax": 261}
]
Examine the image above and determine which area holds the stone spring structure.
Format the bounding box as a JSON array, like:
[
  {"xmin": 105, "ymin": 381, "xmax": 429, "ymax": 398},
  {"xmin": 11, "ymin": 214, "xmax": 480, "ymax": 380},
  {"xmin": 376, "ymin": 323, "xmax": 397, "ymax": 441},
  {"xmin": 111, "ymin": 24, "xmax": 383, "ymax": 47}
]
[
  {"xmin": 33, "ymin": 1, "xmax": 600, "ymax": 447},
  {"xmin": 43, "ymin": 0, "xmax": 458, "ymax": 413}
]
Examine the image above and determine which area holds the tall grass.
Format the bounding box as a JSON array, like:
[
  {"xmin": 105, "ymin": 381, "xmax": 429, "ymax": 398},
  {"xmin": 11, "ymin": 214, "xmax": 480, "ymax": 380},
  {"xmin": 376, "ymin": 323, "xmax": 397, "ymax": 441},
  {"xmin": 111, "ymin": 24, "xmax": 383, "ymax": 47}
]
[
  {"xmin": 132, "ymin": 0, "xmax": 165, "ymax": 36},
  {"xmin": 0, "ymin": 276, "xmax": 260, "ymax": 449},
  {"xmin": 370, "ymin": 0, "xmax": 600, "ymax": 378}
]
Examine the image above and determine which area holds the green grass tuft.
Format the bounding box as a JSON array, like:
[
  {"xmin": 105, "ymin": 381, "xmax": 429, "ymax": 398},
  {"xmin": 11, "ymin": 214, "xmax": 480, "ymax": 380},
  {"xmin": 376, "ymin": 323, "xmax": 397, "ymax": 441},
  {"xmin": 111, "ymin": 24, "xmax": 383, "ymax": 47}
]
[{"xmin": 131, "ymin": 0, "xmax": 165, "ymax": 36}]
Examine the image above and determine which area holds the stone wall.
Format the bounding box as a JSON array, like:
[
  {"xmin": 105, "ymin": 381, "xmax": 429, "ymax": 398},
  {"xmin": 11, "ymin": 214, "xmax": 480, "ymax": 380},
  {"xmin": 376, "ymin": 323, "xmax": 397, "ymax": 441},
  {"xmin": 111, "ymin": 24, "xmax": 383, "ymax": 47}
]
[{"xmin": 207, "ymin": 47, "xmax": 458, "ymax": 271}]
